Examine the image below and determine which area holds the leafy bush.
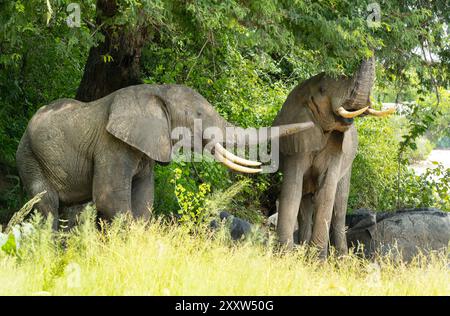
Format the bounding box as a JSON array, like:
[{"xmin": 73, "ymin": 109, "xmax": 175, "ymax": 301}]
[
  {"xmin": 405, "ymin": 137, "xmax": 434, "ymax": 162},
  {"xmin": 436, "ymin": 136, "xmax": 450, "ymax": 149},
  {"xmin": 399, "ymin": 164, "xmax": 450, "ymax": 211},
  {"xmin": 349, "ymin": 116, "xmax": 401, "ymax": 211},
  {"xmin": 171, "ymin": 167, "xmax": 211, "ymax": 225}
]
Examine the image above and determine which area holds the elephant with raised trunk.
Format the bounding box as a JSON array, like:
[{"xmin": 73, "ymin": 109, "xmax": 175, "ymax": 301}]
[
  {"xmin": 273, "ymin": 55, "xmax": 395, "ymax": 258},
  {"xmin": 16, "ymin": 84, "xmax": 312, "ymax": 229}
]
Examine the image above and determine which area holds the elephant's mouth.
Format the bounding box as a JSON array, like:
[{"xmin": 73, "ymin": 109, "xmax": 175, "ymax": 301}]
[
  {"xmin": 338, "ymin": 117, "xmax": 354, "ymax": 125},
  {"xmin": 335, "ymin": 105, "xmax": 396, "ymax": 119}
]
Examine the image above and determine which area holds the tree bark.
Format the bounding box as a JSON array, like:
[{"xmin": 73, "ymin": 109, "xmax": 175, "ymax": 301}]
[{"xmin": 76, "ymin": 0, "xmax": 149, "ymax": 102}]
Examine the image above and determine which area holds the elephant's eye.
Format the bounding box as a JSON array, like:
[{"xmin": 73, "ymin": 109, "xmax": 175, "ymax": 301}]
[
  {"xmin": 196, "ymin": 110, "xmax": 202, "ymax": 117},
  {"xmin": 319, "ymin": 86, "xmax": 326, "ymax": 94}
]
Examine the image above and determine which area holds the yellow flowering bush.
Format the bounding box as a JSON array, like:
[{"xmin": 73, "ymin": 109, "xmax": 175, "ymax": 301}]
[{"xmin": 171, "ymin": 168, "xmax": 211, "ymax": 225}]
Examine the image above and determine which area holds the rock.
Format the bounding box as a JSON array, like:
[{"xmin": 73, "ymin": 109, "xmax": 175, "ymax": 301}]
[
  {"xmin": 269, "ymin": 208, "xmax": 450, "ymax": 261},
  {"xmin": 229, "ymin": 216, "xmax": 252, "ymax": 240},
  {"xmin": 345, "ymin": 209, "xmax": 377, "ymax": 257},
  {"xmin": 347, "ymin": 208, "xmax": 450, "ymax": 261},
  {"xmin": 267, "ymin": 213, "xmax": 278, "ymax": 227},
  {"xmin": 267, "ymin": 212, "xmax": 299, "ymax": 230},
  {"xmin": 210, "ymin": 211, "xmax": 253, "ymax": 240}
]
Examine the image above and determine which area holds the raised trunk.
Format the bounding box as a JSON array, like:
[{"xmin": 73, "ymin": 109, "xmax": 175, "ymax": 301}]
[{"xmin": 344, "ymin": 55, "xmax": 376, "ymax": 109}]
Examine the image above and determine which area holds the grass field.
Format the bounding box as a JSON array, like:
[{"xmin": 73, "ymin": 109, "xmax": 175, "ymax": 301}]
[{"xmin": 0, "ymin": 206, "xmax": 449, "ymax": 296}]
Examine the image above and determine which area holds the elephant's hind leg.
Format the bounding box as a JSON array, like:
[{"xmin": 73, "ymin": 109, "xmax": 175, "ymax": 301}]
[
  {"xmin": 16, "ymin": 140, "xmax": 60, "ymax": 229},
  {"xmin": 297, "ymin": 193, "xmax": 314, "ymax": 245}
]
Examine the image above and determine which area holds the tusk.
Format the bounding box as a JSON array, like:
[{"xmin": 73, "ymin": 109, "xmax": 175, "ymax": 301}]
[
  {"xmin": 214, "ymin": 150, "xmax": 262, "ymax": 174},
  {"xmin": 336, "ymin": 106, "xmax": 369, "ymax": 119},
  {"xmin": 366, "ymin": 107, "xmax": 396, "ymax": 117},
  {"xmin": 214, "ymin": 143, "xmax": 262, "ymax": 167}
]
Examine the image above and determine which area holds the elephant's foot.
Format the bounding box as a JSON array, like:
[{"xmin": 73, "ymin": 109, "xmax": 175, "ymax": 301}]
[{"xmin": 277, "ymin": 236, "xmax": 295, "ymax": 251}]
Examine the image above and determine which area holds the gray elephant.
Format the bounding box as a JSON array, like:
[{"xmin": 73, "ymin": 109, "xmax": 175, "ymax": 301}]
[
  {"xmin": 272, "ymin": 55, "xmax": 395, "ymax": 258},
  {"xmin": 16, "ymin": 84, "xmax": 312, "ymax": 228}
]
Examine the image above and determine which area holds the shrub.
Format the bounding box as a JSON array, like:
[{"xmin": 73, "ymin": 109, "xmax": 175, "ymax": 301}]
[
  {"xmin": 349, "ymin": 116, "xmax": 400, "ymax": 211},
  {"xmin": 399, "ymin": 164, "xmax": 450, "ymax": 211}
]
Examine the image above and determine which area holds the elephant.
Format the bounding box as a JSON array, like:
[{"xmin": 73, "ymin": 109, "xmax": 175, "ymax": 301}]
[
  {"xmin": 16, "ymin": 84, "xmax": 313, "ymax": 229},
  {"xmin": 272, "ymin": 55, "xmax": 395, "ymax": 258}
]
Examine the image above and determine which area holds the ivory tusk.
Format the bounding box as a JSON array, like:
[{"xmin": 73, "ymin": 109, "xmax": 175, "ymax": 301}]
[
  {"xmin": 366, "ymin": 107, "xmax": 396, "ymax": 117},
  {"xmin": 214, "ymin": 151, "xmax": 262, "ymax": 173},
  {"xmin": 214, "ymin": 143, "xmax": 262, "ymax": 167},
  {"xmin": 336, "ymin": 106, "xmax": 369, "ymax": 119}
]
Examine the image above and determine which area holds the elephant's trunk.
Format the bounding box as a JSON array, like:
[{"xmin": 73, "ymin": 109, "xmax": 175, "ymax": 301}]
[
  {"xmin": 344, "ymin": 55, "xmax": 376, "ymax": 110},
  {"xmin": 212, "ymin": 122, "xmax": 313, "ymax": 173},
  {"xmin": 335, "ymin": 54, "xmax": 395, "ymax": 119}
]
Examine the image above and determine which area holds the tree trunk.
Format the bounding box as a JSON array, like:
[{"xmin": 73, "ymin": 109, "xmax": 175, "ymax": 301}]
[{"xmin": 75, "ymin": 0, "xmax": 149, "ymax": 102}]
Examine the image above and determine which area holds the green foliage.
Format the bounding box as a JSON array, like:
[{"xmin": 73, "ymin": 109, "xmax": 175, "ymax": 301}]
[
  {"xmin": 405, "ymin": 137, "xmax": 435, "ymax": 162},
  {"xmin": 399, "ymin": 164, "xmax": 450, "ymax": 211},
  {"xmin": 349, "ymin": 116, "xmax": 400, "ymax": 211},
  {"xmin": 0, "ymin": 0, "xmax": 93, "ymax": 167},
  {"xmin": 172, "ymin": 167, "xmax": 212, "ymax": 225},
  {"xmin": 425, "ymin": 89, "xmax": 450, "ymax": 148},
  {"xmin": 0, "ymin": 233, "xmax": 17, "ymax": 255}
]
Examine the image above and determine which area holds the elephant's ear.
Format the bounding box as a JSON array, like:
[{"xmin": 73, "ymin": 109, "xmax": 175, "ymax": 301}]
[
  {"xmin": 273, "ymin": 100, "xmax": 324, "ymax": 154},
  {"xmin": 106, "ymin": 87, "xmax": 172, "ymax": 162}
]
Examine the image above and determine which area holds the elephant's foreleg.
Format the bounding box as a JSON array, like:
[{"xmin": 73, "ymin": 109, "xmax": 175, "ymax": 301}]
[
  {"xmin": 277, "ymin": 155, "xmax": 305, "ymax": 249},
  {"xmin": 310, "ymin": 158, "xmax": 342, "ymax": 258},
  {"xmin": 331, "ymin": 170, "xmax": 351, "ymax": 256},
  {"xmin": 297, "ymin": 193, "xmax": 314, "ymax": 244},
  {"xmin": 131, "ymin": 161, "xmax": 155, "ymax": 220},
  {"xmin": 92, "ymin": 161, "xmax": 134, "ymax": 221}
]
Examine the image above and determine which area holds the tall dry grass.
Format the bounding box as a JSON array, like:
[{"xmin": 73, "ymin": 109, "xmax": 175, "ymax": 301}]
[{"xmin": 0, "ymin": 205, "xmax": 448, "ymax": 296}]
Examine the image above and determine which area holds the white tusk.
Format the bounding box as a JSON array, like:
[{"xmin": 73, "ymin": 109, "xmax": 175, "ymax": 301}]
[
  {"xmin": 214, "ymin": 143, "xmax": 262, "ymax": 167},
  {"xmin": 336, "ymin": 106, "xmax": 369, "ymax": 119},
  {"xmin": 366, "ymin": 107, "xmax": 396, "ymax": 117},
  {"xmin": 214, "ymin": 150, "xmax": 262, "ymax": 174}
]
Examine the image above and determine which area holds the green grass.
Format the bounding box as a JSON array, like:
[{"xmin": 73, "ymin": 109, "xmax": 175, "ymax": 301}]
[{"xmin": 0, "ymin": 206, "xmax": 449, "ymax": 296}]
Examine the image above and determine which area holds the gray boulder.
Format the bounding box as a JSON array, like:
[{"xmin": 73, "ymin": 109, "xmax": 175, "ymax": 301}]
[
  {"xmin": 347, "ymin": 208, "xmax": 450, "ymax": 261},
  {"xmin": 210, "ymin": 211, "xmax": 253, "ymax": 240},
  {"xmin": 269, "ymin": 208, "xmax": 449, "ymax": 261}
]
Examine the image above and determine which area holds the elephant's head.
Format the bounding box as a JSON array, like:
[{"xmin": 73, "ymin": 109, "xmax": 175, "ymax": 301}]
[
  {"xmin": 106, "ymin": 84, "xmax": 313, "ymax": 173},
  {"xmin": 273, "ymin": 54, "xmax": 395, "ymax": 153},
  {"xmin": 307, "ymin": 55, "xmax": 395, "ymax": 132}
]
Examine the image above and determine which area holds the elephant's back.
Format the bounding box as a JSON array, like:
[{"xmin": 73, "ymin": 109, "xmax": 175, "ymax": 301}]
[
  {"xmin": 24, "ymin": 98, "xmax": 107, "ymax": 200},
  {"xmin": 27, "ymin": 98, "xmax": 106, "ymax": 148},
  {"xmin": 29, "ymin": 98, "xmax": 89, "ymax": 130}
]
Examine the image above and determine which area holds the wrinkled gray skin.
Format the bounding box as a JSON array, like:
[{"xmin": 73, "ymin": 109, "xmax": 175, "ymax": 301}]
[
  {"xmin": 273, "ymin": 56, "xmax": 376, "ymax": 258},
  {"xmin": 16, "ymin": 84, "xmax": 304, "ymax": 229}
]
